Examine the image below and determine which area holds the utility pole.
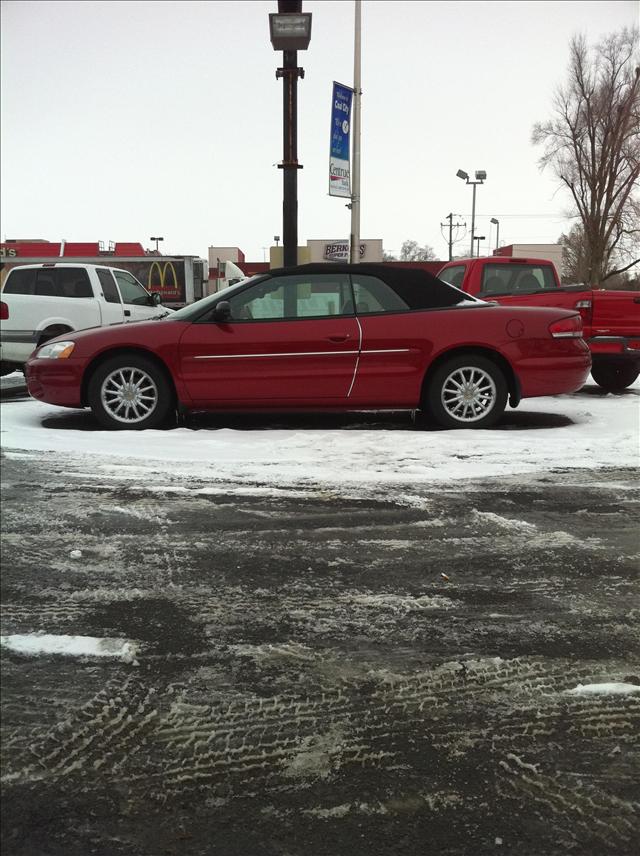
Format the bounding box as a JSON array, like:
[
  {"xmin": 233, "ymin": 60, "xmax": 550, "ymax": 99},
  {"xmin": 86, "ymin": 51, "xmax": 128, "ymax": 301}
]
[
  {"xmin": 349, "ymin": 0, "xmax": 362, "ymax": 264},
  {"xmin": 440, "ymin": 213, "xmax": 465, "ymax": 261},
  {"xmin": 442, "ymin": 213, "xmax": 454, "ymax": 261}
]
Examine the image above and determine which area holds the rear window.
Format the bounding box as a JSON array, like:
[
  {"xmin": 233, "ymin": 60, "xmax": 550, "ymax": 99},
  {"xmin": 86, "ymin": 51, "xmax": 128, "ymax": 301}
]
[
  {"xmin": 438, "ymin": 265, "xmax": 467, "ymax": 289},
  {"xmin": 481, "ymin": 263, "xmax": 556, "ymax": 296},
  {"xmin": 3, "ymin": 267, "xmax": 92, "ymax": 298}
]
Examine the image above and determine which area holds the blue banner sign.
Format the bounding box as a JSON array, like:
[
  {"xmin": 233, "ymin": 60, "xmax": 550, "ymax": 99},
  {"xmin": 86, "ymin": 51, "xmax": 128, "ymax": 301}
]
[{"xmin": 329, "ymin": 81, "xmax": 353, "ymax": 198}]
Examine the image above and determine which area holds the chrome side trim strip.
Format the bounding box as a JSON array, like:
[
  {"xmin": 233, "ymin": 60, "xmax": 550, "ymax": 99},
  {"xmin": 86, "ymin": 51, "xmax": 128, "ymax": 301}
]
[
  {"xmin": 361, "ymin": 348, "xmax": 412, "ymax": 355},
  {"xmin": 193, "ymin": 350, "xmax": 360, "ymax": 360},
  {"xmin": 192, "ymin": 347, "xmax": 412, "ymax": 361}
]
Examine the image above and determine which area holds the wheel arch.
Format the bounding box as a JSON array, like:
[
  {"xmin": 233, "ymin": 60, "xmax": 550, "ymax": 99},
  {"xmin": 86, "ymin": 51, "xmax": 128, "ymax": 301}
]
[
  {"xmin": 420, "ymin": 346, "xmax": 521, "ymax": 409},
  {"xmin": 37, "ymin": 323, "xmax": 75, "ymax": 347},
  {"xmin": 81, "ymin": 347, "xmax": 178, "ymax": 408}
]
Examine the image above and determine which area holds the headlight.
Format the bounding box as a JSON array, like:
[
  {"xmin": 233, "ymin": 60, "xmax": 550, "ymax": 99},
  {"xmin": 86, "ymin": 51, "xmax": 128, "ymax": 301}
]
[{"xmin": 37, "ymin": 340, "xmax": 76, "ymax": 359}]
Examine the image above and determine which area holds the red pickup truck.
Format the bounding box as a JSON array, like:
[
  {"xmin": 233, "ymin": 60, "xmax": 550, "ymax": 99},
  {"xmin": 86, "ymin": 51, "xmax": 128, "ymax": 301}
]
[{"xmin": 438, "ymin": 257, "xmax": 640, "ymax": 390}]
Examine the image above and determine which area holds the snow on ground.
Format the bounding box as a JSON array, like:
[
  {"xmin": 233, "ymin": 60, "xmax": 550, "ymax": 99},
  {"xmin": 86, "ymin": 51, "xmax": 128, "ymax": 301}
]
[
  {"xmin": 0, "ymin": 634, "xmax": 139, "ymax": 661},
  {"xmin": 566, "ymin": 682, "xmax": 640, "ymax": 696},
  {"xmin": 0, "ymin": 378, "xmax": 638, "ymax": 495}
]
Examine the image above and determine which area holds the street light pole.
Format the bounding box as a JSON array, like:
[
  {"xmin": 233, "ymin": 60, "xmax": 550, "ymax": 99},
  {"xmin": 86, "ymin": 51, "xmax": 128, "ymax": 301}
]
[
  {"xmin": 279, "ymin": 45, "xmax": 301, "ymax": 268},
  {"xmin": 473, "ymin": 235, "xmax": 486, "ymax": 257},
  {"xmin": 456, "ymin": 169, "xmax": 486, "ymax": 257},
  {"xmin": 149, "ymin": 236, "xmax": 164, "ymax": 253},
  {"xmin": 270, "ymin": 1, "xmax": 312, "ymax": 269},
  {"xmin": 470, "ymin": 184, "xmax": 477, "ymax": 257}
]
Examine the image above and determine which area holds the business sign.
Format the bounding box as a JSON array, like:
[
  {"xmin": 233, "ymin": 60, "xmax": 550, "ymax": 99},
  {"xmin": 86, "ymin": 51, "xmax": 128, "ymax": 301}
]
[
  {"xmin": 111, "ymin": 259, "xmax": 186, "ymax": 301},
  {"xmin": 329, "ymin": 81, "xmax": 353, "ymax": 198},
  {"xmin": 323, "ymin": 242, "xmax": 366, "ymax": 262}
]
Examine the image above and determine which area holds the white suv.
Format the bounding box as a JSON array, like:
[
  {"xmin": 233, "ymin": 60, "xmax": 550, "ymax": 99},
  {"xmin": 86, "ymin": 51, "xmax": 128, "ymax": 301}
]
[{"xmin": 0, "ymin": 263, "xmax": 171, "ymax": 374}]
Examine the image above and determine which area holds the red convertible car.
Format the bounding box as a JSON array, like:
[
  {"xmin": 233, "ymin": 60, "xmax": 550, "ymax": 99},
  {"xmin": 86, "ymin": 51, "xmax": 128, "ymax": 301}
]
[{"xmin": 25, "ymin": 263, "xmax": 591, "ymax": 430}]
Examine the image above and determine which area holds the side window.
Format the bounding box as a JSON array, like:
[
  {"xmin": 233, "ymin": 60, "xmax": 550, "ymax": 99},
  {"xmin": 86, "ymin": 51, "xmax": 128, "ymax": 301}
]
[
  {"xmin": 2, "ymin": 268, "xmax": 37, "ymax": 294},
  {"xmin": 57, "ymin": 268, "xmax": 93, "ymax": 298},
  {"xmin": 97, "ymin": 269, "xmax": 121, "ymax": 304},
  {"xmin": 113, "ymin": 271, "xmax": 151, "ymax": 305},
  {"xmin": 438, "ymin": 265, "xmax": 466, "ymax": 290},
  {"xmin": 350, "ymin": 275, "xmax": 409, "ymax": 313},
  {"xmin": 226, "ymin": 274, "xmax": 351, "ymax": 321}
]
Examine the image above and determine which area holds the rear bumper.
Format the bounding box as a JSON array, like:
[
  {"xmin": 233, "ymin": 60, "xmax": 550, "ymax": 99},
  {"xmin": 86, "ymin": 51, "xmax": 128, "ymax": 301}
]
[
  {"xmin": 514, "ymin": 339, "xmax": 592, "ymax": 398},
  {"xmin": 588, "ymin": 335, "xmax": 640, "ymax": 360},
  {"xmin": 25, "ymin": 358, "xmax": 84, "ymax": 407}
]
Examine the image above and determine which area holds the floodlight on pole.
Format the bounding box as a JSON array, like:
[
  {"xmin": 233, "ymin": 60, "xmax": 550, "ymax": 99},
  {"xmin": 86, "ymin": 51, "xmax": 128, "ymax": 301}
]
[
  {"xmin": 490, "ymin": 217, "xmax": 500, "ymax": 251},
  {"xmin": 149, "ymin": 236, "xmax": 164, "ymax": 252},
  {"xmin": 269, "ymin": 12, "xmax": 312, "ymax": 50},
  {"xmin": 456, "ymin": 169, "xmax": 486, "ymax": 257},
  {"xmin": 473, "ymin": 235, "xmax": 486, "ymax": 257}
]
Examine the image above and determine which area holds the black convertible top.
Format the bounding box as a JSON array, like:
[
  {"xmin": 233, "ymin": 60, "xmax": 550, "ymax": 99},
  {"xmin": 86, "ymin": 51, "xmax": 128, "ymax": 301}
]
[{"xmin": 267, "ymin": 262, "xmax": 444, "ymax": 290}]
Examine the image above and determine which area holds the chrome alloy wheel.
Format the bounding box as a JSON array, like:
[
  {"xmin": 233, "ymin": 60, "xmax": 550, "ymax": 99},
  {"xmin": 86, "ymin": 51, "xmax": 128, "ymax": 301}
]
[
  {"xmin": 440, "ymin": 365, "xmax": 497, "ymax": 423},
  {"xmin": 100, "ymin": 366, "xmax": 159, "ymax": 424}
]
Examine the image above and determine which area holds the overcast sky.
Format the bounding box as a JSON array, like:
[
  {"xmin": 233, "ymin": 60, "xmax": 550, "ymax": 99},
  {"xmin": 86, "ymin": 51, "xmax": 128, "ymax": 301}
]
[{"xmin": 1, "ymin": 0, "xmax": 638, "ymax": 262}]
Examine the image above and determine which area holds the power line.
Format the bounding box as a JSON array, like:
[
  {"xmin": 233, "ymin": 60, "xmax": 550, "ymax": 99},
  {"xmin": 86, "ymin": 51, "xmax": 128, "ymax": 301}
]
[{"xmin": 463, "ymin": 213, "xmax": 579, "ymax": 219}]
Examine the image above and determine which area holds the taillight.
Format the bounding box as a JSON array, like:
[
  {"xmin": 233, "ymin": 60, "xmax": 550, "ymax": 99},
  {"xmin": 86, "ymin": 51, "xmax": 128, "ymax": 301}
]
[
  {"xmin": 574, "ymin": 298, "xmax": 592, "ymax": 324},
  {"xmin": 0, "ymin": 301, "xmax": 8, "ymax": 320},
  {"xmin": 549, "ymin": 315, "xmax": 583, "ymax": 338}
]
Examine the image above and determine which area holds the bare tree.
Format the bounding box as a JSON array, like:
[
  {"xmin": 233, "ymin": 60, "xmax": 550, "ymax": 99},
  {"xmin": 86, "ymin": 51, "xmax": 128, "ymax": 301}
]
[
  {"xmin": 399, "ymin": 240, "xmax": 436, "ymax": 261},
  {"xmin": 533, "ymin": 28, "xmax": 640, "ymax": 284},
  {"xmin": 557, "ymin": 223, "xmax": 590, "ymax": 283}
]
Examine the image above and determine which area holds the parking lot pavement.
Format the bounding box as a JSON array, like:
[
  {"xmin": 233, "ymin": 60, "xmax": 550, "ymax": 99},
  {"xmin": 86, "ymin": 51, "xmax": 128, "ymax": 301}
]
[{"xmin": 1, "ymin": 450, "xmax": 639, "ymax": 856}]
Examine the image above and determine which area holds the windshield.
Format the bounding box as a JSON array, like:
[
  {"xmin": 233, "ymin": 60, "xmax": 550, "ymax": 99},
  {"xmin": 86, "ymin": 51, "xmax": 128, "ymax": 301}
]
[{"xmin": 167, "ymin": 275, "xmax": 268, "ymax": 321}]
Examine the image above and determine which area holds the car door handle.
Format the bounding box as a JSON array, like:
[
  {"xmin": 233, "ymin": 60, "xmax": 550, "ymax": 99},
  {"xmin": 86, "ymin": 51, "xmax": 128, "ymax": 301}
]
[
  {"xmin": 124, "ymin": 310, "xmax": 131, "ymax": 317},
  {"xmin": 326, "ymin": 334, "xmax": 351, "ymax": 342}
]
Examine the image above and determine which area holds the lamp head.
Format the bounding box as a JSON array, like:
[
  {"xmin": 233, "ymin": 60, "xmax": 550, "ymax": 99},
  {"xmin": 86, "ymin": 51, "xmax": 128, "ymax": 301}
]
[
  {"xmin": 475, "ymin": 170, "xmax": 487, "ymax": 181},
  {"xmin": 269, "ymin": 12, "xmax": 312, "ymax": 50},
  {"xmin": 490, "ymin": 218, "xmax": 499, "ymax": 225},
  {"xmin": 456, "ymin": 169, "xmax": 469, "ymax": 181}
]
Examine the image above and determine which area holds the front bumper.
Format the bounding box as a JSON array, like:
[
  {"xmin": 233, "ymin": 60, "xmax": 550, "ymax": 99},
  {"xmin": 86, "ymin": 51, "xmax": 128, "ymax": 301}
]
[{"xmin": 25, "ymin": 358, "xmax": 85, "ymax": 408}]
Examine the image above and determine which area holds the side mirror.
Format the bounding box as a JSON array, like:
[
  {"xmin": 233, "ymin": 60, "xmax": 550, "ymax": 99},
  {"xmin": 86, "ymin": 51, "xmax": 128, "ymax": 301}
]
[
  {"xmin": 150, "ymin": 291, "xmax": 162, "ymax": 306},
  {"xmin": 212, "ymin": 300, "xmax": 231, "ymax": 321}
]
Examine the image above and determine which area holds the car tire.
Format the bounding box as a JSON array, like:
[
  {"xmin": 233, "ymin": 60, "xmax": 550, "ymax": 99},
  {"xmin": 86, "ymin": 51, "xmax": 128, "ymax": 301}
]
[
  {"xmin": 591, "ymin": 362, "xmax": 639, "ymax": 392},
  {"xmin": 424, "ymin": 355, "xmax": 508, "ymax": 429},
  {"xmin": 88, "ymin": 354, "xmax": 173, "ymax": 430}
]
